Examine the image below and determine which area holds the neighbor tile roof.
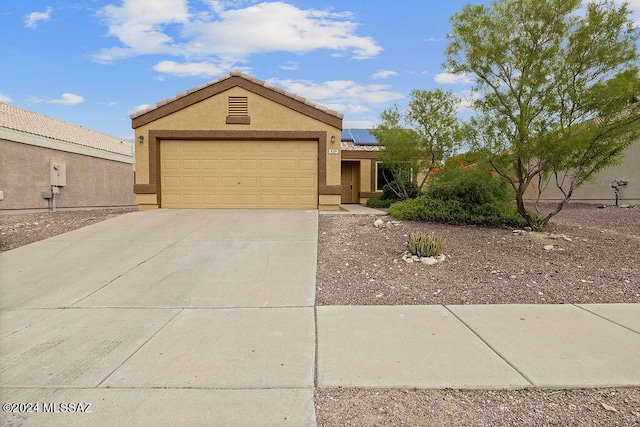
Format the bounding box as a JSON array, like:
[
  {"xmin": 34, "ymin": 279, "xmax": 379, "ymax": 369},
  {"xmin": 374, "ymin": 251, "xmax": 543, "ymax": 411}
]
[
  {"xmin": 130, "ymin": 70, "xmax": 344, "ymax": 121},
  {"xmin": 0, "ymin": 102, "xmax": 132, "ymax": 156}
]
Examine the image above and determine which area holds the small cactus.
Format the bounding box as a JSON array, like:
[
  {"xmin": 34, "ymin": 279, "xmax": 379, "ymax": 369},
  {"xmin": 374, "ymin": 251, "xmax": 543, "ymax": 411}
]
[{"xmin": 407, "ymin": 231, "xmax": 445, "ymax": 258}]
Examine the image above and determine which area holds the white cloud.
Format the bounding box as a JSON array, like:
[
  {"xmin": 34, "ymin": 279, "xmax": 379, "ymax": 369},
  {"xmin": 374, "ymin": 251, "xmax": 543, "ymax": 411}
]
[
  {"xmin": 26, "ymin": 96, "xmax": 44, "ymax": 104},
  {"xmin": 269, "ymin": 78, "xmax": 404, "ymax": 116},
  {"xmin": 372, "ymin": 70, "xmax": 398, "ymax": 80},
  {"xmin": 25, "ymin": 7, "xmax": 52, "ymax": 29},
  {"xmin": 48, "ymin": 93, "xmax": 85, "ymax": 105},
  {"xmin": 153, "ymin": 60, "xmax": 228, "ymax": 77},
  {"xmin": 129, "ymin": 104, "xmax": 153, "ymax": 114},
  {"xmin": 434, "ymin": 72, "xmax": 474, "ymax": 85},
  {"xmin": 95, "ymin": 1, "xmax": 382, "ymax": 70},
  {"xmin": 95, "ymin": 0, "xmax": 190, "ymax": 62},
  {"xmin": 0, "ymin": 92, "xmax": 12, "ymax": 103},
  {"xmin": 344, "ymin": 120, "xmax": 377, "ymax": 129},
  {"xmin": 279, "ymin": 61, "xmax": 299, "ymax": 71},
  {"xmin": 455, "ymin": 90, "xmax": 479, "ymax": 113}
]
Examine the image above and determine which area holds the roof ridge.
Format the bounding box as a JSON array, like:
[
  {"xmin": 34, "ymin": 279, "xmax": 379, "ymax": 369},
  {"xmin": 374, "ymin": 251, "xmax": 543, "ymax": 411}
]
[
  {"xmin": 0, "ymin": 102, "xmax": 132, "ymax": 156},
  {"xmin": 129, "ymin": 70, "xmax": 344, "ymax": 120}
]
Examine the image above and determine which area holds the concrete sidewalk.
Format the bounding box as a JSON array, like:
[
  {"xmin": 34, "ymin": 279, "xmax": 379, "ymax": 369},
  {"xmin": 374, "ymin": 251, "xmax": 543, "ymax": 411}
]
[
  {"xmin": 1, "ymin": 209, "xmax": 639, "ymax": 426},
  {"xmin": 317, "ymin": 304, "xmax": 640, "ymax": 389}
]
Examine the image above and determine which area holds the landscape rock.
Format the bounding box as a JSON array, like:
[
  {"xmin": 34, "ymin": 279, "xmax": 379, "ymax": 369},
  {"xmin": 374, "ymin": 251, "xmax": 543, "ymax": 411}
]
[{"xmin": 421, "ymin": 257, "xmax": 438, "ymax": 265}]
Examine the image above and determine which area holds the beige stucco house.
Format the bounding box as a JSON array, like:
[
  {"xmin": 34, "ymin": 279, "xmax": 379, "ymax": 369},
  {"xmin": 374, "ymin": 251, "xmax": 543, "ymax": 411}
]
[
  {"xmin": 132, "ymin": 71, "xmax": 346, "ymax": 211},
  {"xmin": 526, "ymin": 138, "xmax": 640, "ymax": 205},
  {"xmin": 340, "ymin": 128, "xmax": 387, "ymax": 205},
  {"xmin": 0, "ymin": 102, "xmax": 135, "ymax": 213}
]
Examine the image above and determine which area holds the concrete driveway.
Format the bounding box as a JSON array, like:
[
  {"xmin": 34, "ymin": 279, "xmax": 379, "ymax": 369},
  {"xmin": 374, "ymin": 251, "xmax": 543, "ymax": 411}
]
[{"xmin": 0, "ymin": 209, "xmax": 318, "ymax": 426}]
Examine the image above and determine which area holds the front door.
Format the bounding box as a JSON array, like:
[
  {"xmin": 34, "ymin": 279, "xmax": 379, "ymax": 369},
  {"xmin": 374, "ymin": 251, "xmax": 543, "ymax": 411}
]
[{"xmin": 341, "ymin": 162, "xmax": 360, "ymax": 204}]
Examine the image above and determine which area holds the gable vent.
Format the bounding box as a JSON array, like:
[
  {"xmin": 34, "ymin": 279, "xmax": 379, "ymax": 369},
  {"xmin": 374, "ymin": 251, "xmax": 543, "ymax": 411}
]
[{"xmin": 228, "ymin": 96, "xmax": 248, "ymax": 116}]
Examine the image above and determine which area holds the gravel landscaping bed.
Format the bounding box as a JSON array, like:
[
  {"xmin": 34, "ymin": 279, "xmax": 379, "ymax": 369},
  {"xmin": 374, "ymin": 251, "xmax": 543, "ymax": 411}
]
[
  {"xmin": 0, "ymin": 208, "xmax": 136, "ymax": 252},
  {"xmin": 1, "ymin": 204, "xmax": 639, "ymax": 425},
  {"xmin": 317, "ymin": 203, "xmax": 640, "ymax": 306}
]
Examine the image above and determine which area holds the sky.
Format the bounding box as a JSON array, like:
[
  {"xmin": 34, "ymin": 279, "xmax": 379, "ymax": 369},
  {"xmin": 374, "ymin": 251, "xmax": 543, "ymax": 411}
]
[{"xmin": 1, "ymin": 0, "xmax": 639, "ymax": 142}]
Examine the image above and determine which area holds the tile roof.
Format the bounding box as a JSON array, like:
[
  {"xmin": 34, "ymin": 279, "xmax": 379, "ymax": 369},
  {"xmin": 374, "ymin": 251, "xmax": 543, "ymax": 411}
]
[
  {"xmin": 0, "ymin": 102, "xmax": 133, "ymax": 156},
  {"xmin": 130, "ymin": 70, "xmax": 344, "ymax": 121},
  {"xmin": 341, "ymin": 139, "xmax": 381, "ymax": 152}
]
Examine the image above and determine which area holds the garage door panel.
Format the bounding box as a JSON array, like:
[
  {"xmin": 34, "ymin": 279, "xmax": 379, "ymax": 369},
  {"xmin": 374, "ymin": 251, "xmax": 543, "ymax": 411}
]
[
  {"xmin": 221, "ymin": 159, "xmax": 238, "ymax": 170},
  {"xmin": 299, "ymin": 159, "xmax": 316, "ymax": 171},
  {"xmin": 279, "ymin": 160, "xmax": 296, "ymax": 170},
  {"xmin": 221, "ymin": 177, "xmax": 239, "ymax": 188},
  {"xmin": 241, "ymin": 159, "xmax": 258, "ymax": 170},
  {"xmin": 161, "ymin": 140, "xmax": 317, "ymax": 208},
  {"xmin": 298, "ymin": 177, "xmax": 316, "ymax": 188}
]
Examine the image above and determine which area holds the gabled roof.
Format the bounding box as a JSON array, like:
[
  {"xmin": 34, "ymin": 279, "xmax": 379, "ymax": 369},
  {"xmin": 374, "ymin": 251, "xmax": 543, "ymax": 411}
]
[
  {"xmin": 0, "ymin": 102, "xmax": 132, "ymax": 156},
  {"xmin": 130, "ymin": 70, "xmax": 344, "ymax": 129}
]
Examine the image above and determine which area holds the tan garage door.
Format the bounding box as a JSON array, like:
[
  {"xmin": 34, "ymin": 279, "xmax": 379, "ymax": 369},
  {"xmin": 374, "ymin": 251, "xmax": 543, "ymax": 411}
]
[{"xmin": 160, "ymin": 140, "xmax": 318, "ymax": 208}]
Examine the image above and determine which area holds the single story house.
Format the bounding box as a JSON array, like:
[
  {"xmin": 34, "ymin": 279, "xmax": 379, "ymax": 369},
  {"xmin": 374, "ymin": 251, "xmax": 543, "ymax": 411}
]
[
  {"xmin": 132, "ymin": 71, "xmax": 348, "ymax": 211},
  {"xmin": 0, "ymin": 102, "xmax": 135, "ymax": 213}
]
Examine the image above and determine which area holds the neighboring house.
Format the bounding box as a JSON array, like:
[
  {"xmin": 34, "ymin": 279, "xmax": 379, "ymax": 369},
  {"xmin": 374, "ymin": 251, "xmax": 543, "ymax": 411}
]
[
  {"xmin": 0, "ymin": 102, "xmax": 135, "ymax": 212},
  {"xmin": 524, "ymin": 138, "xmax": 640, "ymax": 206},
  {"xmin": 340, "ymin": 128, "xmax": 386, "ymax": 205},
  {"xmin": 131, "ymin": 71, "xmax": 344, "ymax": 211}
]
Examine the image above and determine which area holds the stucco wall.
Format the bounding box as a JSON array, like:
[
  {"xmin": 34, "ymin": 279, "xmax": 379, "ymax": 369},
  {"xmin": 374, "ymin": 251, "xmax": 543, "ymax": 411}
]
[
  {"xmin": 134, "ymin": 85, "xmax": 342, "ymax": 210},
  {"xmin": 525, "ymin": 139, "xmax": 640, "ymax": 205},
  {"xmin": 0, "ymin": 139, "xmax": 136, "ymax": 211}
]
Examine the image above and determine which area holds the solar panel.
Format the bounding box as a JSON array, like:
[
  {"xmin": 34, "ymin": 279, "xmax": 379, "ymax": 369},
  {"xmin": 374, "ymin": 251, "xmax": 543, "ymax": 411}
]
[{"xmin": 341, "ymin": 128, "xmax": 378, "ymax": 146}]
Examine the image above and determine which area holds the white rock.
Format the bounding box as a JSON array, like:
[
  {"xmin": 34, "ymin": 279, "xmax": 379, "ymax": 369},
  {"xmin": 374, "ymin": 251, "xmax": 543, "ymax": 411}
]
[
  {"xmin": 404, "ymin": 258, "xmax": 414, "ymax": 264},
  {"xmin": 436, "ymin": 254, "xmax": 446, "ymax": 262},
  {"xmin": 544, "ymin": 245, "xmax": 554, "ymax": 251},
  {"xmin": 421, "ymin": 257, "xmax": 438, "ymax": 266},
  {"xmin": 373, "ymin": 219, "xmax": 385, "ymax": 228}
]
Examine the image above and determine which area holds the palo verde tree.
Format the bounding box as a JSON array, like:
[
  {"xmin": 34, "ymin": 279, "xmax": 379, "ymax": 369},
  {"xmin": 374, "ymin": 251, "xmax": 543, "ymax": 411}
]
[
  {"xmin": 370, "ymin": 88, "xmax": 463, "ymax": 199},
  {"xmin": 446, "ymin": 0, "xmax": 640, "ymax": 230}
]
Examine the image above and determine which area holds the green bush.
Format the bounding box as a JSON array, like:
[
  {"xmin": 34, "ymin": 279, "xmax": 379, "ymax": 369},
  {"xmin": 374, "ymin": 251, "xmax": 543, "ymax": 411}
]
[
  {"xmin": 387, "ymin": 154, "xmax": 527, "ymax": 227},
  {"xmin": 425, "ymin": 159, "xmax": 514, "ymax": 204},
  {"xmin": 389, "ymin": 196, "xmax": 525, "ymax": 227},
  {"xmin": 365, "ymin": 198, "xmax": 394, "ymax": 209}
]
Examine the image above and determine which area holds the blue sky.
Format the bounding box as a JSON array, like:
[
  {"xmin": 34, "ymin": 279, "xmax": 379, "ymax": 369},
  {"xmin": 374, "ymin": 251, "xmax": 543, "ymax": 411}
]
[{"xmin": 1, "ymin": 0, "xmax": 639, "ymax": 141}]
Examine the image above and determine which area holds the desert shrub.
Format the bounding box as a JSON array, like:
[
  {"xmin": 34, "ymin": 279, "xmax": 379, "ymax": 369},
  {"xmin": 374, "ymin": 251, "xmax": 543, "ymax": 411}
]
[
  {"xmin": 365, "ymin": 198, "xmax": 394, "ymax": 209},
  {"xmin": 426, "ymin": 155, "xmax": 514, "ymax": 204},
  {"xmin": 387, "ymin": 153, "xmax": 527, "ymax": 227},
  {"xmin": 407, "ymin": 231, "xmax": 445, "ymax": 257},
  {"xmin": 389, "ymin": 195, "xmax": 525, "ymax": 227}
]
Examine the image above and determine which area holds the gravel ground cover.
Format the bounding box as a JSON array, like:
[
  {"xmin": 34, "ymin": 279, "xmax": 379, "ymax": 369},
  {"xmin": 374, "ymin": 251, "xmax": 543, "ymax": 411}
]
[
  {"xmin": 0, "ymin": 208, "xmax": 136, "ymax": 252},
  {"xmin": 1, "ymin": 204, "xmax": 639, "ymax": 425},
  {"xmin": 317, "ymin": 204, "xmax": 640, "ymax": 306}
]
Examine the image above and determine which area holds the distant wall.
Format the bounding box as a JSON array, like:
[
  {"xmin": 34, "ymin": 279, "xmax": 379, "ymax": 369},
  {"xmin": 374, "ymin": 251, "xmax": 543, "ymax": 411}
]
[
  {"xmin": 526, "ymin": 139, "xmax": 640, "ymax": 205},
  {"xmin": 0, "ymin": 139, "xmax": 136, "ymax": 212}
]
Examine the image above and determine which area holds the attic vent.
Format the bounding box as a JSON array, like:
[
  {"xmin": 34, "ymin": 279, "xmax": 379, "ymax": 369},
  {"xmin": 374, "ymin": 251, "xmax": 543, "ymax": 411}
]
[
  {"xmin": 226, "ymin": 96, "xmax": 250, "ymax": 124},
  {"xmin": 229, "ymin": 96, "xmax": 248, "ymax": 116}
]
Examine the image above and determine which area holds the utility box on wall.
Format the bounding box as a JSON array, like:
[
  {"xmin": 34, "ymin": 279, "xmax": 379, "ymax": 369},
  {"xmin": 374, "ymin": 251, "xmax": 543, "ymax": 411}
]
[{"xmin": 50, "ymin": 161, "xmax": 66, "ymax": 186}]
